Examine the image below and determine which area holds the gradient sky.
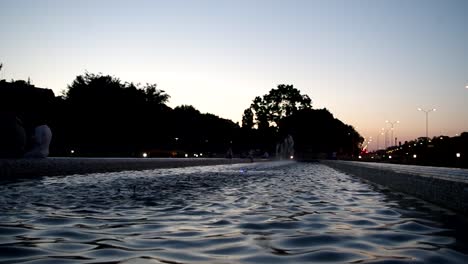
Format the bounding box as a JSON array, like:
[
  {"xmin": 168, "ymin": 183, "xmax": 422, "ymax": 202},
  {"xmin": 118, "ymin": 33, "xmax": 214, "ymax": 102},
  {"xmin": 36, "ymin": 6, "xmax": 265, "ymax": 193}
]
[{"xmin": 1, "ymin": 0, "xmax": 467, "ymax": 149}]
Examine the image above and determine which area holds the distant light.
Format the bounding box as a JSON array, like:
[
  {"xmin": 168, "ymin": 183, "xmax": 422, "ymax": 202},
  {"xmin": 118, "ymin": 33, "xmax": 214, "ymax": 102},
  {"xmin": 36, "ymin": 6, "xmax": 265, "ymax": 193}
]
[
  {"xmin": 199, "ymin": 153, "xmax": 203, "ymax": 157},
  {"xmin": 465, "ymin": 85, "xmax": 468, "ymax": 89},
  {"xmin": 440, "ymin": 137, "xmax": 443, "ymax": 140},
  {"xmin": 70, "ymin": 150, "xmax": 75, "ymax": 154},
  {"xmin": 371, "ymin": 156, "xmax": 374, "ymax": 159},
  {"xmin": 389, "ymin": 155, "xmax": 392, "ymax": 159},
  {"xmin": 413, "ymin": 154, "xmax": 417, "ymax": 158},
  {"xmin": 142, "ymin": 152, "xmax": 148, "ymax": 158},
  {"xmin": 185, "ymin": 153, "xmax": 188, "ymax": 158},
  {"xmin": 456, "ymin": 153, "xmax": 461, "ymax": 158},
  {"xmin": 194, "ymin": 154, "xmax": 198, "ymax": 157},
  {"xmin": 290, "ymin": 155, "xmax": 294, "ymax": 160},
  {"xmin": 358, "ymin": 155, "xmax": 362, "ymax": 159},
  {"xmin": 175, "ymin": 137, "xmax": 179, "ymax": 141}
]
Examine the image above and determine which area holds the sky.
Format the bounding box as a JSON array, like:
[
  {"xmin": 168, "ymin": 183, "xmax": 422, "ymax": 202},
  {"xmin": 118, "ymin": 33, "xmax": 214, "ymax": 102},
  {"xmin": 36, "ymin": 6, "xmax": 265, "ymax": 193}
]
[{"xmin": 1, "ymin": 0, "xmax": 467, "ymax": 149}]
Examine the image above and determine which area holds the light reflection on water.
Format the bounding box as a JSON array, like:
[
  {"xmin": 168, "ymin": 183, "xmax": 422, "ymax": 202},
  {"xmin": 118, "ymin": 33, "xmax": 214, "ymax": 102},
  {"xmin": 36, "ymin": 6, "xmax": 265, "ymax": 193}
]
[{"xmin": 1, "ymin": 161, "xmax": 467, "ymax": 263}]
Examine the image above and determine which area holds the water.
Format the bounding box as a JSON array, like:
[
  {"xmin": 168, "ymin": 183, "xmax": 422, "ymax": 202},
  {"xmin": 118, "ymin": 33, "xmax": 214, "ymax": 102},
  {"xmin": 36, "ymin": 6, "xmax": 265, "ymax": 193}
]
[{"xmin": 1, "ymin": 161, "xmax": 467, "ymax": 263}]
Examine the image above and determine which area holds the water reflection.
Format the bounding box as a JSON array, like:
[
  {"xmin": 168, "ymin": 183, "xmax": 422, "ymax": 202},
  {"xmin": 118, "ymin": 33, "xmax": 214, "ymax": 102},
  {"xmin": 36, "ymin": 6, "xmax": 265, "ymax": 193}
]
[{"xmin": 0, "ymin": 161, "xmax": 467, "ymax": 263}]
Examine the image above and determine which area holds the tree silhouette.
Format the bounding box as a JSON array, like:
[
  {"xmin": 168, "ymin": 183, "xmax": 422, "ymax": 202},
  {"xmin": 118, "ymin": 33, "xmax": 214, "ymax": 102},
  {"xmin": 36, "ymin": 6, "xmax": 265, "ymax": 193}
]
[
  {"xmin": 244, "ymin": 84, "xmax": 312, "ymax": 128},
  {"xmin": 241, "ymin": 108, "xmax": 254, "ymax": 129},
  {"xmin": 280, "ymin": 108, "xmax": 363, "ymax": 158},
  {"xmin": 2, "ymin": 73, "xmax": 369, "ymax": 159},
  {"xmin": 53, "ymin": 72, "xmax": 172, "ymax": 156},
  {"xmin": 144, "ymin": 83, "xmax": 170, "ymax": 104}
]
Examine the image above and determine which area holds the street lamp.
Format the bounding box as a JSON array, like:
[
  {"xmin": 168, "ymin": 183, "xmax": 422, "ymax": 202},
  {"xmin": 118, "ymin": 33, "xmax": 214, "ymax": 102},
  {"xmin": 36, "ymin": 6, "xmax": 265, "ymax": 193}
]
[
  {"xmin": 385, "ymin": 120, "xmax": 399, "ymax": 147},
  {"xmin": 418, "ymin": 108, "xmax": 436, "ymax": 140},
  {"xmin": 377, "ymin": 128, "xmax": 385, "ymax": 150}
]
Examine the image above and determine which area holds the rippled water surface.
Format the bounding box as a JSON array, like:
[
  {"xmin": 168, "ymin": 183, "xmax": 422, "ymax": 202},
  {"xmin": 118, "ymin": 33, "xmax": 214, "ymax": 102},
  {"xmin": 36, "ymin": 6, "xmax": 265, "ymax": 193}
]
[{"xmin": 1, "ymin": 161, "xmax": 468, "ymax": 263}]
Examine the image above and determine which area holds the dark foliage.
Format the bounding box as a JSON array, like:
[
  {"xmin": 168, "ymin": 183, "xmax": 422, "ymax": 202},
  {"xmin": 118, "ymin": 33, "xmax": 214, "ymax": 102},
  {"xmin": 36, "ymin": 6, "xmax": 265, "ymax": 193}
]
[
  {"xmin": 279, "ymin": 108, "xmax": 363, "ymax": 159},
  {"xmin": 243, "ymin": 84, "xmax": 312, "ymax": 129},
  {"xmin": 1, "ymin": 74, "xmax": 241, "ymax": 157},
  {"xmin": 0, "ymin": 75, "xmax": 375, "ymax": 161},
  {"xmin": 240, "ymin": 84, "xmax": 361, "ymax": 159}
]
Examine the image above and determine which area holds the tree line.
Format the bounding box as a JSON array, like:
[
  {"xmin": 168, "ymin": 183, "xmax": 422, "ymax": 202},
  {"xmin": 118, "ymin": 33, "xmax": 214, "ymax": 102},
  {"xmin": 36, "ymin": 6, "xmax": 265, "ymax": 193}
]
[{"xmin": 1, "ymin": 73, "xmax": 363, "ymax": 158}]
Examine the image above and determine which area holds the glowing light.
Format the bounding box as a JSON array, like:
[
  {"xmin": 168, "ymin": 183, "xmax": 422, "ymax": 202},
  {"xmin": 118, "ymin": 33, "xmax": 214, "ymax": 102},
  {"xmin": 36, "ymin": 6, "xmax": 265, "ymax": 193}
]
[
  {"xmin": 199, "ymin": 153, "xmax": 203, "ymax": 157},
  {"xmin": 290, "ymin": 155, "xmax": 294, "ymax": 159},
  {"xmin": 413, "ymin": 154, "xmax": 417, "ymax": 158},
  {"xmin": 358, "ymin": 155, "xmax": 362, "ymax": 159},
  {"xmin": 194, "ymin": 154, "xmax": 198, "ymax": 157},
  {"xmin": 389, "ymin": 155, "xmax": 392, "ymax": 159},
  {"xmin": 185, "ymin": 153, "xmax": 188, "ymax": 158},
  {"xmin": 456, "ymin": 153, "xmax": 461, "ymax": 158},
  {"xmin": 142, "ymin": 152, "xmax": 148, "ymax": 158},
  {"xmin": 70, "ymin": 150, "xmax": 75, "ymax": 154}
]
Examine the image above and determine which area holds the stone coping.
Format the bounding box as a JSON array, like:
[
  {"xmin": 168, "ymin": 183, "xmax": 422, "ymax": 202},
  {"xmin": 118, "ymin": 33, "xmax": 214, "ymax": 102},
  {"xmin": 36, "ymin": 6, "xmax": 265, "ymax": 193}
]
[
  {"xmin": 322, "ymin": 160, "xmax": 468, "ymax": 215},
  {"xmin": 327, "ymin": 160, "xmax": 468, "ymax": 184},
  {"xmin": 0, "ymin": 157, "xmax": 257, "ymax": 179}
]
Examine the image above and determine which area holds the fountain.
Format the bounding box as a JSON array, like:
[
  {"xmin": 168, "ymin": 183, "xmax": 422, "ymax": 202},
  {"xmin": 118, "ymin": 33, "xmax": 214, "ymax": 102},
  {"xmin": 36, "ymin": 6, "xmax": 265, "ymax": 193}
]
[{"xmin": 276, "ymin": 134, "xmax": 294, "ymax": 160}]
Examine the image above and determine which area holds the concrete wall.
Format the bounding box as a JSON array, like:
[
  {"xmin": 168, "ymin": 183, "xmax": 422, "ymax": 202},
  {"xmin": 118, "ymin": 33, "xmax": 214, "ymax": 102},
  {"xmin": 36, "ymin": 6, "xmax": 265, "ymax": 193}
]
[
  {"xmin": 0, "ymin": 157, "xmax": 255, "ymax": 179},
  {"xmin": 322, "ymin": 160, "xmax": 468, "ymax": 215}
]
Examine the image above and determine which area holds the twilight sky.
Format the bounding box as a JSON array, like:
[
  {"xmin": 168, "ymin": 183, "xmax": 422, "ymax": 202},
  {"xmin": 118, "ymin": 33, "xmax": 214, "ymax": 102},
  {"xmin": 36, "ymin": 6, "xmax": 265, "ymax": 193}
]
[{"xmin": 1, "ymin": 0, "xmax": 467, "ymax": 149}]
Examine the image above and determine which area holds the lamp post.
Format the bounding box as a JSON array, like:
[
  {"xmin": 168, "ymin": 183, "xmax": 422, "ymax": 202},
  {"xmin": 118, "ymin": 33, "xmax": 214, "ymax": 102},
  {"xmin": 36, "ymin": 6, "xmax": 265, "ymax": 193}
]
[
  {"xmin": 377, "ymin": 128, "xmax": 384, "ymax": 151},
  {"xmin": 418, "ymin": 108, "xmax": 436, "ymax": 140},
  {"xmin": 385, "ymin": 120, "xmax": 399, "ymax": 147}
]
